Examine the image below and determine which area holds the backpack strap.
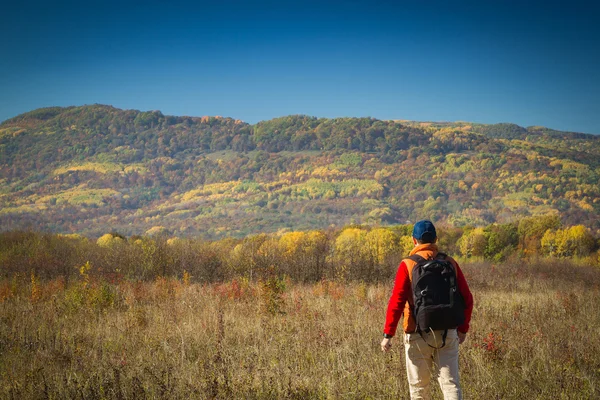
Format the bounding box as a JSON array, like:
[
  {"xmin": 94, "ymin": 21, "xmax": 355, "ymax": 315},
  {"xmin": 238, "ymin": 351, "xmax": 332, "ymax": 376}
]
[
  {"xmin": 406, "ymin": 254, "xmax": 426, "ymax": 264},
  {"xmin": 436, "ymin": 252, "xmax": 458, "ymax": 308},
  {"xmin": 409, "ymin": 252, "xmax": 445, "ymax": 263},
  {"xmin": 406, "ymin": 254, "xmax": 428, "ymax": 311},
  {"xmin": 404, "ymin": 254, "xmax": 426, "ymax": 330},
  {"xmin": 419, "ymin": 328, "xmax": 448, "ymax": 349}
]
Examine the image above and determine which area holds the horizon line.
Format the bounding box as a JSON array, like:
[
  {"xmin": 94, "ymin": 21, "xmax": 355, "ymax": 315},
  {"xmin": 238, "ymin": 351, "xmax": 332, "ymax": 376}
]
[{"xmin": 2, "ymin": 103, "xmax": 597, "ymax": 135}]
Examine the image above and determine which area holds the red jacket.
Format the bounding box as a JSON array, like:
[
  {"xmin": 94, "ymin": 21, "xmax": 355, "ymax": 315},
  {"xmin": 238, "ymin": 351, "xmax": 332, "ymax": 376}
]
[{"xmin": 383, "ymin": 243, "xmax": 473, "ymax": 337}]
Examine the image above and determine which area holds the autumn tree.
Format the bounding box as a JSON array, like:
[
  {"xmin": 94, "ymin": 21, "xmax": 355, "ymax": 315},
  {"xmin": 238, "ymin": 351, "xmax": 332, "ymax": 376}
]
[
  {"xmin": 365, "ymin": 228, "xmax": 401, "ymax": 276},
  {"xmin": 541, "ymin": 225, "xmax": 596, "ymax": 258},
  {"xmin": 334, "ymin": 228, "xmax": 371, "ymax": 281},
  {"xmin": 398, "ymin": 235, "xmax": 415, "ymax": 257},
  {"xmin": 278, "ymin": 230, "xmax": 330, "ymax": 282},
  {"xmin": 436, "ymin": 226, "xmax": 464, "ymax": 256},
  {"xmin": 458, "ymin": 227, "xmax": 487, "ymax": 258},
  {"xmin": 518, "ymin": 215, "xmax": 561, "ymax": 256},
  {"xmin": 229, "ymin": 234, "xmax": 269, "ymax": 281}
]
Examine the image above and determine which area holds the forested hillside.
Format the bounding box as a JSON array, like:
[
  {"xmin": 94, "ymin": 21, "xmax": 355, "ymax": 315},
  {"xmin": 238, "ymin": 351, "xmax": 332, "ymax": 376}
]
[{"xmin": 1, "ymin": 105, "xmax": 599, "ymax": 238}]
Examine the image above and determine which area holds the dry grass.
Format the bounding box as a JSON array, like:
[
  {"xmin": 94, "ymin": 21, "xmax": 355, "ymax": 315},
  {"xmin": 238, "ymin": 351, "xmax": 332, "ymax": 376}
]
[{"xmin": 1, "ymin": 260, "xmax": 599, "ymax": 399}]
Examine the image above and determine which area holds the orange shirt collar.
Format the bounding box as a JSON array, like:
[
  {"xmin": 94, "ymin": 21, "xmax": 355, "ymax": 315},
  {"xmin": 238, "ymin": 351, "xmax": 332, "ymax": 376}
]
[{"xmin": 409, "ymin": 242, "xmax": 439, "ymax": 256}]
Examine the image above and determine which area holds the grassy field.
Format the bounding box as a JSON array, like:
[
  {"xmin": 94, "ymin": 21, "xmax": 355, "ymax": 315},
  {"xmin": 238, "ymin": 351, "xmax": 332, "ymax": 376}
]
[{"xmin": 1, "ymin": 260, "xmax": 599, "ymax": 399}]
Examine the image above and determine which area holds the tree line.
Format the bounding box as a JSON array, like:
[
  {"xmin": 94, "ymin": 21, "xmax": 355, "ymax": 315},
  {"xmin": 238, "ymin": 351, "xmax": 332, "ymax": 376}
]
[{"xmin": 1, "ymin": 216, "xmax": 597, "ymax": 284}]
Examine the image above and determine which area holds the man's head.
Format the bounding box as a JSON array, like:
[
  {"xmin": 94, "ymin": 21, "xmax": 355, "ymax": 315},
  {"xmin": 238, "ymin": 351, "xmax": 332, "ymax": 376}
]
[{"xmin": 412, "ymin": 220, "xmax": 437, "ymax": 244}]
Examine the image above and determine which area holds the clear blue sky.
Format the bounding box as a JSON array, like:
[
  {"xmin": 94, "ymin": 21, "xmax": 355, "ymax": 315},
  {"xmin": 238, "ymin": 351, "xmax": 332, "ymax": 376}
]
[{"xmin": 1, "ymin": 0, "xmax": 599, "ymax": 133}]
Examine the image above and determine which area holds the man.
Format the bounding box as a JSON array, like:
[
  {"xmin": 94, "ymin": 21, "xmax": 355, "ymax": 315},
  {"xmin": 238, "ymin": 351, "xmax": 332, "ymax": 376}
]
[{"xmin": 381, "ymin": 220, "xmax": 473, "ymax": 400}]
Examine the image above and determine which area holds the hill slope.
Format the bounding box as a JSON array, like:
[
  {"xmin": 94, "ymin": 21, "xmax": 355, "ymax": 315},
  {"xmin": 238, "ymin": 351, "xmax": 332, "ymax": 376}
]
[{"xmin": 1, "ymin": 105, "xmax": 599, "ymax": 238}]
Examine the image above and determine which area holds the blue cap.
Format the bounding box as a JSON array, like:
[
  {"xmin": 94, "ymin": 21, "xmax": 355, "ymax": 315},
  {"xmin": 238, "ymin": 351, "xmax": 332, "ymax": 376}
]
[{"xmin": 412, "ymin": 220, "xmax": 436, "ymax": 242}]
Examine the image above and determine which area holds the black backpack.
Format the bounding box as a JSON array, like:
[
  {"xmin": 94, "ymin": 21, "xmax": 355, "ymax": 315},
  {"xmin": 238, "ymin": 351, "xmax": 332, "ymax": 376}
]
[{"xmin": 408, "ymin": 252, "xmax": 465, "ymax": 347}]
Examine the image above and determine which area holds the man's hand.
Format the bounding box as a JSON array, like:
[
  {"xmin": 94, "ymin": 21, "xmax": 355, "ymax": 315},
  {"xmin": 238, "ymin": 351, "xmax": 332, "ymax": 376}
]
[
  {"xmin": 458, "ymin": 331, "xmax": 467, "ymax": 345},
  {"xmin": 381, "ymin": 337, "xmax": 392, "ymax": 352}
]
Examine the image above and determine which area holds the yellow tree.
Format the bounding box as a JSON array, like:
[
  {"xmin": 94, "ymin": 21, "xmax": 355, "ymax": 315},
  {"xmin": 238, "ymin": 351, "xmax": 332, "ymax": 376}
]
[
  {"xmin": 541, "ymin": 229, "xmax": 560, "ymax": 257},
  {"xmin": 458, "ymin": 228, "xmax": 487, "ymax": 258},
  {"xmin": 257, "ymin": 237, "xmax": 283, "ymax": 277},
  {"xmin": 334, "ymin": 228, "xmax": 370, "ymax": 281},
  {"xmin": 96, "ymin": 233, "xmax": 124, "ymax": 248},
  {"xmin": 399, "ymin": 235, "xmax": 416, "ymax": 257},
  {"xmin": 278, "ymin": 231, "xmax": 329, "ymax": 281},
  {"xmin": 541, "ymin": 225, "xmax": 595, "ymax": 258},
  {"xmin": 279, "ymin": 231, "xmax": 307, "ymax": 280},
  {"xmin": 365, "ymin": 228, "xmax": 401, "ymax": 275},
  {"xmin": 279, "ymin": 232, "xmax": 306, "ymax": 259},
  {"xmin": 304, "ymin": 230, "xmax": 330, "ymax": 281},
  {"xmin": 229, "ymin": 234, "xmax": 269, "ymax": 280}
]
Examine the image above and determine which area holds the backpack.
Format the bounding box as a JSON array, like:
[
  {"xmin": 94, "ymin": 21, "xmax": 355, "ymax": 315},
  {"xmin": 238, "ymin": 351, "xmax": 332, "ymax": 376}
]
[{"xmin": 408, "ymin": 252, "xmax": 465, "ymax": 347}]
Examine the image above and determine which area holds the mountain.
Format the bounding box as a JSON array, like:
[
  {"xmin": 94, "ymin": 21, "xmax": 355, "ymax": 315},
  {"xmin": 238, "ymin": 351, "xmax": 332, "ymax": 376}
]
[{"xmin": 1, "ymin": 105, "xmax": 599, "ymax": 238}]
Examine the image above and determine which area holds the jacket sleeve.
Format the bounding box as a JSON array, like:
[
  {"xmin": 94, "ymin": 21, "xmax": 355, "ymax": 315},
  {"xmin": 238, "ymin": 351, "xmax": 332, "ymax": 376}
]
[
  {"xmin": 383, "ymin": 261, "xmax": 410, "ymax": 337},
  {"xmin": 454, "ymin": 261, "xmax": 474, "ymax": 334}
]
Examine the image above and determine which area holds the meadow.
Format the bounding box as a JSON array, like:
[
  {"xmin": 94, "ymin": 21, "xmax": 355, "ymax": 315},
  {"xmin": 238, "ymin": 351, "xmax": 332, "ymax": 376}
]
[{"xmin": 1, "ymin": 258, "xmax": 599, "ymax": 399}]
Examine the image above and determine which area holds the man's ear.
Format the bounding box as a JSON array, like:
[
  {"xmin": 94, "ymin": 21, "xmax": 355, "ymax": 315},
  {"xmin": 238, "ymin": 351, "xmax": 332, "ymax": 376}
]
[{"xmin": 412, "ymin": 237, "xmax": 418, "ymax": 246}]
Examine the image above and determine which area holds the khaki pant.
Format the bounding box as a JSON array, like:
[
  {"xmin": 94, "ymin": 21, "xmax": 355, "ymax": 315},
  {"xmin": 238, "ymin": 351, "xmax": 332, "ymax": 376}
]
[{"xmin": 404, "ymin": 329, "xmax": 462, "ymax": 400}]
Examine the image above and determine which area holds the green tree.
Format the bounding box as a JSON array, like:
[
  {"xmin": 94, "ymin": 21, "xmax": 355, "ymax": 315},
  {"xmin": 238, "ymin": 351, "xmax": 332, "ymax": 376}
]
[{"xmin": 484, "ymin": 223, "xmax": 518, "ymax": 261}]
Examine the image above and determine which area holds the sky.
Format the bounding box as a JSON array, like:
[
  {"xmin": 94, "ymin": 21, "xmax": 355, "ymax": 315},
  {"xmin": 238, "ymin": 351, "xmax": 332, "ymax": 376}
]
[{"xmin": 1, "ymin": 0, "xmax": 599, "ymax": 133}]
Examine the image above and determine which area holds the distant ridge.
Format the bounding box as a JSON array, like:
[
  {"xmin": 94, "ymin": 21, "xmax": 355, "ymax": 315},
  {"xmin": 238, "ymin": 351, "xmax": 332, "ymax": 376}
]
[
  {"xmin": 1, "ymin": 105, "xmax": 599, "ymax": 238},
  {"xmin": 3, "ymin": 104, "xmax": 597, "ymax": 138}
]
